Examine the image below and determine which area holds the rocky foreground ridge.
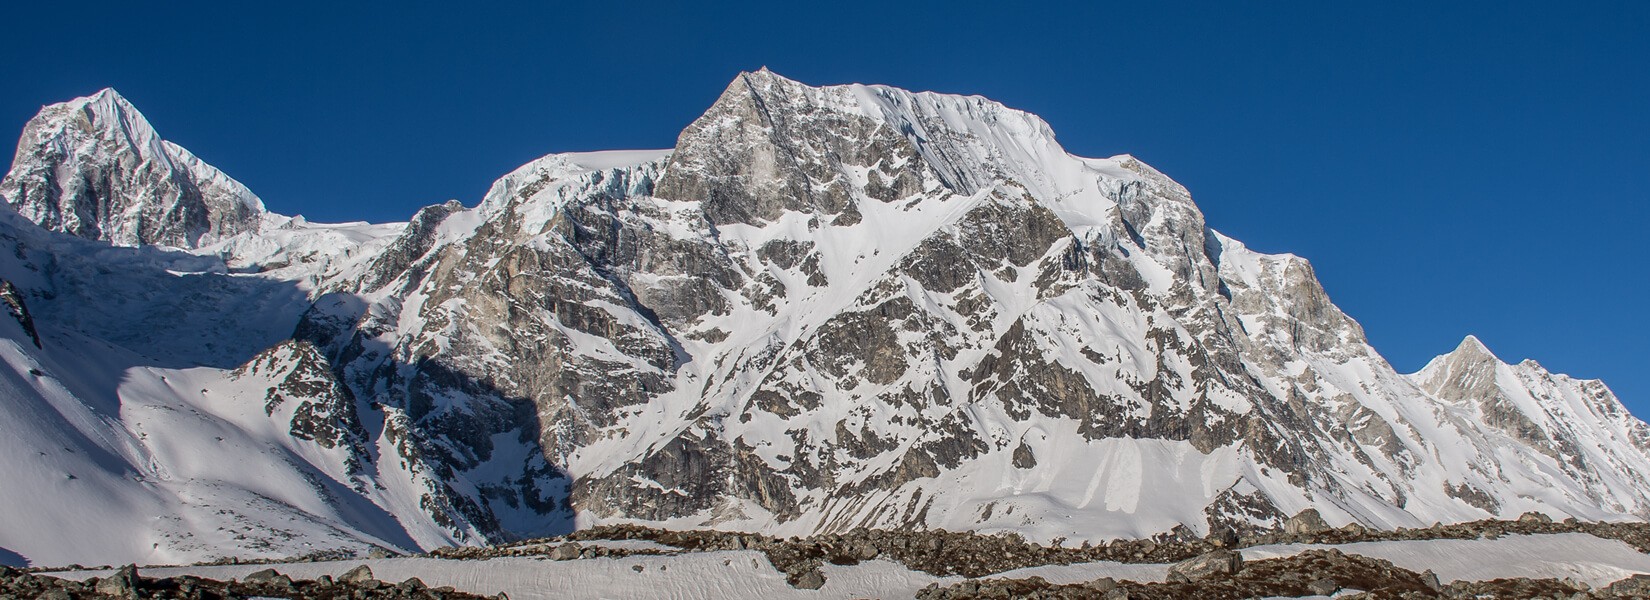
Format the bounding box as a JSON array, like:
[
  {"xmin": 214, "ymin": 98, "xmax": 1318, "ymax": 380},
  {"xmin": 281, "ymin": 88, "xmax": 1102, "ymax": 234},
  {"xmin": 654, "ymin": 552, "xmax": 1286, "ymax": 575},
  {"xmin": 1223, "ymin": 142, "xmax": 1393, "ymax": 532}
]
[
  {"xmin": 11, "ymin": 516, "xmax": 1650, "ymax": 599},
  {"xmin": 0, "ymin": 71, "xmax": 1647, "ymax": 567},
  {"xmin": 0, "ymin": 564, "xmax": 497, "ymax": 600}
]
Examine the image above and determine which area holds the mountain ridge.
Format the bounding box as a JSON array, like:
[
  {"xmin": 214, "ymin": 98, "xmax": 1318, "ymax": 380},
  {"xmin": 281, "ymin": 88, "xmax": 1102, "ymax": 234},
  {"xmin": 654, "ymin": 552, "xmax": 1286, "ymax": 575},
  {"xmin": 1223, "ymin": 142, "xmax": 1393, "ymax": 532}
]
[{"xmin": 0, "ymin": 71, "xmax": 1644, "ymax": 568}]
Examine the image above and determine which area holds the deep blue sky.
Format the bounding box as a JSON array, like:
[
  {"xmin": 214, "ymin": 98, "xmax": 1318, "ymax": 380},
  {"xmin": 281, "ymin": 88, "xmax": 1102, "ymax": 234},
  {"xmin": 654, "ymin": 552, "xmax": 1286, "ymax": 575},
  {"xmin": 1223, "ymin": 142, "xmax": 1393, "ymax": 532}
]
[{"xmin": 2, "ymin": 2, "xmax": 1646, "ymax": 411}]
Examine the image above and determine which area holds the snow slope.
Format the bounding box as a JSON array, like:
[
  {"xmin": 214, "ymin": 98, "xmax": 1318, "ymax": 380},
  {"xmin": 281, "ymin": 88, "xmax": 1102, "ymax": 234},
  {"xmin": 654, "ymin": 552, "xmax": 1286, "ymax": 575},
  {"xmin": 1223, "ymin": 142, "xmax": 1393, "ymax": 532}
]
[{"xmin": 0, "ymin": 208, "xmax": 420, "ymax": 567}]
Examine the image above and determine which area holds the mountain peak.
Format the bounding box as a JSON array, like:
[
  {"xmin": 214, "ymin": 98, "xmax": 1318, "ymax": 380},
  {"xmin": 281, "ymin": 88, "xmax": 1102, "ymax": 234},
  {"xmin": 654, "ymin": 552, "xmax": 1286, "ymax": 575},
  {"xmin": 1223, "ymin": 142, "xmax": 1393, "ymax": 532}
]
[
  {"xmin": 42, "ymin": 88, "xmax": 164, "ymax": 157},
  {"xmin": 85, "ymin": 86, "xmax": 131, "ymax": 106},
  {"xmin": 0, "ymin": 89, "xmax": 265, "ymax": 248},
  {"xmin": 1411, "ymin": 335, "xmax": 1505, "ymax": 387},
  {"xmin": 1451, "ymin": 334, "xmax": 1500, "ymax": 362}
]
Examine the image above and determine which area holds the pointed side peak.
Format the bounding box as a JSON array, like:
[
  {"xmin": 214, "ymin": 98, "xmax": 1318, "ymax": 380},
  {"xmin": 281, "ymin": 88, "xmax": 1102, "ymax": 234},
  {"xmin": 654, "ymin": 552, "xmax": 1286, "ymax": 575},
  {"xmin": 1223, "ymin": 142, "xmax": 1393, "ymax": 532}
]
[
  {"xmin": 86, "ymin": 87, "xmax": 126, "ymax": 102},
  {"xmin": 1452, "ymin": 335, "xmax": 1501, "ymax": 362},
  {"xmin": 41, "ymin": 87, "xmax": 162, "ymax": 151},
  {"xmin": 733, "ymin": 68, "xmax": 804, "ymax": 95},
  {"xmin": 1410, "ymin": 334, "xmax": 1505, "ymax": 381},
  {"xmin": 4, "ymin": 89, "xmax": 265, "ymax": 247},
  {"xmin": 76, "ymin": 87, "xmax": 141, "ymax": 115}
]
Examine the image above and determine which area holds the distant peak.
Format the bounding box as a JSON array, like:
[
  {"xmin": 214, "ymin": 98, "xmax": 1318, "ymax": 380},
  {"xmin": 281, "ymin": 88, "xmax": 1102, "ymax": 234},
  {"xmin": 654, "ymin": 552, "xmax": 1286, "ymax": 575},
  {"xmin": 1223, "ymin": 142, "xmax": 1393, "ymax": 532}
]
[
  {"xmin": 44, "ymin": 87, "xmax": 157, "ymax": 144},
  {"xmin": 77, "ymin": 87, "xmax": 140, "ymax": 115},
  {"xmin": 735, "ymin": 67, "xmax": 802, "ymax": 91},
  {"xmin": 6, "ymin": 87, "xmax": 265, "ymax": 247},
  {"xmin": 87, "ymin": 87, "xmax": 125, "ymax": 101},
  {"xmin": 1445, "ymin": 334, "xmax": 1505, "ymax": 366}
]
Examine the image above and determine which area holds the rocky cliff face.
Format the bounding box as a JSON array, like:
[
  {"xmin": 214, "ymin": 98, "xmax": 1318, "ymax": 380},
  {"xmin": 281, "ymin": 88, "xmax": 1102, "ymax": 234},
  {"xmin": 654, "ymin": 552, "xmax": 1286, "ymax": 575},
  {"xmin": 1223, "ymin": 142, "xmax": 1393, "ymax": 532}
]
[
  {"xmin": 0, "ymin": 89, "xmax": 265, "ymax": 248},
  {"xmin": 0, "ymin": 71, "xmax": 1645, "ymax": 566}
]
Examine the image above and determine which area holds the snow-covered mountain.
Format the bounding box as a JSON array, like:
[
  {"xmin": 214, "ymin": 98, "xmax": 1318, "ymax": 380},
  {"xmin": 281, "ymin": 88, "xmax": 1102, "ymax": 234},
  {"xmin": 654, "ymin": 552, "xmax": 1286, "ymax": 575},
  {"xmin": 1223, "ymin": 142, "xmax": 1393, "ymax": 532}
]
[
  {"xmin": 1, "ymin": 89, "xmax": 267, "ymax": 249},
  {"xmin": 0, "ymin": 71, "xmax": 1645, "ymax": 568}
]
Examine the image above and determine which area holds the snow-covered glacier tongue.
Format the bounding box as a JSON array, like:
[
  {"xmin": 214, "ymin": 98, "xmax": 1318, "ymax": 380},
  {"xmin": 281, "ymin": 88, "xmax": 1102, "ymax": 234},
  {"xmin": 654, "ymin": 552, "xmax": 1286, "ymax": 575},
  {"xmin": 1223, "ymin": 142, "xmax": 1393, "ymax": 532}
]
[{"xmin": 0, "ymin": 70, "xmax": 1646, "ymax": 569}]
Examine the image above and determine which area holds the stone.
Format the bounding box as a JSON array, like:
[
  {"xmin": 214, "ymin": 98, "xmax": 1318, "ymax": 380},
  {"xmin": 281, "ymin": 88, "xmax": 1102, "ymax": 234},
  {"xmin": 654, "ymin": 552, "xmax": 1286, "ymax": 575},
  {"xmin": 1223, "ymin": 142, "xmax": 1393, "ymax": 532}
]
[
  {"xmin": 1420, "ymin": 569, "xmax": 1442, "ymax": 591},
  {"xmin": 1519, "ymin": 511, "xmax": 1554, "ymax": 524},
  {"xmin": 1606, "ymin": 574, "xmax": 1650, "ymax": 597},
  {"xmin": 339, "ymin": 564, "xmax": 375, "ymax": 584},
  {"xmin": 1166, "ymin": 549, "xmax": 1242, "ymax": 581},
  {"xmin": 1085, "ymin": 577, "xmax": 1118, "ymax": 591},
  {"xmin": 1284, "ymin": 508, "xmax": 1331, "ymax": 535},
  {"xmin": 94, "ymin": 565, "xmax": 138, "ymax": 598},
  {"xmin": 791, "ymin": 569, "xmax": 826, "ymax": 590},
  {"xmin": 1205, "ymin": 523, "xmax": 1239, "ymax": 548},
  {"xmin": 550, "ymin": 542, "xmax": 583, "ymax": 561},
  {"xmin": 1308, "ymin": 578, "xmax": 1339, "ymax": 595},
  {"xmin": 243, "ymin": 568, "xmax": 290, "ymax": 585},
  {"xmin": 368, "ymin": 547, "xmax": 397, "ymax": 559},
  {"xmin": 852, "ymin": 540, "xmax": 880, "ymax": 560}
]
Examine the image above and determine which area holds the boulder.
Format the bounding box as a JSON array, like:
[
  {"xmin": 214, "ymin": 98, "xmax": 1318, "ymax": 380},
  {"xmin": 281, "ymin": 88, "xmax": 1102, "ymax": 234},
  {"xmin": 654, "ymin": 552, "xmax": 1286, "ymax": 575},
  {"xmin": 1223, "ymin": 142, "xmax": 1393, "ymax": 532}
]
[
  {"xmin": 1205, "ymin": 523, "xmax": 1239, "ymax": 548},
  {"xmin": 243, "ymin": 568, "xmax": 291, "ymax": 586},
  {"xmin": 94, "ymin": 565, "xmax": 138, "ymax": 599},
  {"xmin": 1420, "ymin": 569, "xmax": 1442, "ymax": 591},
  {"xmin": 1284, "ymin": 508, "xmax": 1331, "ymax": 535},
  {"xmin": 791, "ymin": 569, "xmax": 826, "ymax": 590},
  {"xmin": 1308, "ymin": 578, "xmax": 1339, "ymax": 595},
  {"xmin": 339, "ymin": 564, "xmax": 375, "ymax": 584},
  {"xmin": 1606, "ymin": 574, "xmax": 1650, "ymax": 597},
  {"xmin": 1085, "ymin": 577, "xmax": 1118, "ymax": 592},
  {"xmin": 851, "ymin": 540, "xmax": 879, "ymax": 560},
  {"xmin": 1166, "ymin": 549, "xmax": 1242, "ymax": 581},
  {"xmin": 1518, "ymin": 511, "xmax": 1554, "ymax": 524},
  {"xmin": 550, "ymin": 542, "xmax": 583, "ymax": 561}
]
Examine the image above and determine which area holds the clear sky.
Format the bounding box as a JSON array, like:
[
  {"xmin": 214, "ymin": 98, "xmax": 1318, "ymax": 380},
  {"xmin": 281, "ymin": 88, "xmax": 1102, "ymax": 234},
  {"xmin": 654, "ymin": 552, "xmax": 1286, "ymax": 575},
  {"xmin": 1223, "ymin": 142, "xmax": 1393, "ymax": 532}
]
[{"xmin": 2, "ymin": 1, "xmax": 1646, "ymax": 411}]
